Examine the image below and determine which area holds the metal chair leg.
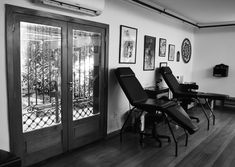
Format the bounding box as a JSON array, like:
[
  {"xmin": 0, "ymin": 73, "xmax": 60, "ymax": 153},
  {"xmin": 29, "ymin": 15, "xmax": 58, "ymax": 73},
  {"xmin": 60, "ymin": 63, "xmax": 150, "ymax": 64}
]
[
  {"xmin": 165, "ymin": 114, "xmax": 178, "ymax": 157},
  {"xmin": 139, "ymin": 131, "xmax": 144, "ymax": 146},
  {"xmin": 152, "ymin": 122, "xmax": 162, "ymax": 147},
  {"xmin": 157, "ymin": 113, "xmax": 171, "ymax": 143},
  {"xmin": 183, "ymin": 129, "xmax": 188, "ymax": 146},
  {"xmin": 205, "ymin": 99, "xmax": 215, "ymax": 125},
  {"xmin": 120, "ymin": 107, "xmax": 136, "ymax": 142},
  {"xmin": 197, "ymin": 98, "xmax": 210, "ymax": 130}
]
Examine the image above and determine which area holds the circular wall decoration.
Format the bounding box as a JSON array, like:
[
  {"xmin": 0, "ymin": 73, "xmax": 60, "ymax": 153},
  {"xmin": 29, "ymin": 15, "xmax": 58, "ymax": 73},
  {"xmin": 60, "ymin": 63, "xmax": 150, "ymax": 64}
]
[{"xmin": 181, "ymin": 38, "xmax": 192, "ymax": 63}]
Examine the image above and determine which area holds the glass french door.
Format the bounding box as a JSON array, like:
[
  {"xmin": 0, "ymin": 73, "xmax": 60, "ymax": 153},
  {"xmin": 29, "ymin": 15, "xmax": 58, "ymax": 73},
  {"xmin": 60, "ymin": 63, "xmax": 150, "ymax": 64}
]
[
  {"xmin": 67, "ymin": 23, "xmax": 106, "ymax": 149},
  {"xmin": 12, "ymin": 16, "xmax": 68, "ymax": 166},
  {"xmin": 7, "ymin": 6, "xmax": 108, "ymax": 166},
  {"xmin": 20, "ymin": 22, "xmax": 63, "ymax": 133}
]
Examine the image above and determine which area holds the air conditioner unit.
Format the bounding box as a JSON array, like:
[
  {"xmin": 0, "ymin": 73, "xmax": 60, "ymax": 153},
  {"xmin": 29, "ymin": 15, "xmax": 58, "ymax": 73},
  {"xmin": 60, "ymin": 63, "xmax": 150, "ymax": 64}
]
[{"xmin": 34, "ymin": 0, "xmax": 105, "ymax": 16}]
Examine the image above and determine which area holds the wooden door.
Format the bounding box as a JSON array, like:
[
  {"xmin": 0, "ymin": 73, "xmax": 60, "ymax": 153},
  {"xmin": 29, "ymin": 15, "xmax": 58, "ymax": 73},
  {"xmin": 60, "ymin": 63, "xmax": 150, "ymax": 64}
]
[
  {"xmin": 67, "ymin": 23, "xmax": 107, "ymax": 149},
  {"xmin": 6, "ymin": 5, "xmax": 108, "ymax": 166},
  {"xmin": 7, "ymin": 14, "xmax": 68, "ymax": 166}
]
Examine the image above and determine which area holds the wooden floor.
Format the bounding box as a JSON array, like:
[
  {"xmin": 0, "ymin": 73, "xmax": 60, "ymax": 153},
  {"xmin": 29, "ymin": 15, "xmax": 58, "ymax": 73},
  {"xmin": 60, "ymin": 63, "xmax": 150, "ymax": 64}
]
[{"xmin": 35, "ymin": 106, "xmax": 235, "ymax": 167}]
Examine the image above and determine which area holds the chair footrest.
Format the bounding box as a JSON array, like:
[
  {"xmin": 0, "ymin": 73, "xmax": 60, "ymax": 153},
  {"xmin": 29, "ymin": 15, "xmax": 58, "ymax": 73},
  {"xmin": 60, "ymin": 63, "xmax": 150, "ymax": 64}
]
[{"xmin": 163, "ymin": 105, "xmax": 199, "ymax": 134}]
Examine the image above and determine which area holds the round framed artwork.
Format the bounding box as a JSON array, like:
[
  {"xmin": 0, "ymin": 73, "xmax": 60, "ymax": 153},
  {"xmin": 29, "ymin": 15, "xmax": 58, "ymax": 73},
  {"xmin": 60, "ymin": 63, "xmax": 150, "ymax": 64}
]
[{"xmin": 181, "ymin": 38, "xmax": 192, "ymax": 63}]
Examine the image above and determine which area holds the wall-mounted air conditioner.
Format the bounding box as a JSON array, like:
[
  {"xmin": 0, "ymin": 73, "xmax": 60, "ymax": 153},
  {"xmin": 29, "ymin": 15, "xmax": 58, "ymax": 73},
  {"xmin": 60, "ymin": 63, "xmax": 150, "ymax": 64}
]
[{"xmin": 34, "ymin": 0, "xmax": 105, "ymax": 16}]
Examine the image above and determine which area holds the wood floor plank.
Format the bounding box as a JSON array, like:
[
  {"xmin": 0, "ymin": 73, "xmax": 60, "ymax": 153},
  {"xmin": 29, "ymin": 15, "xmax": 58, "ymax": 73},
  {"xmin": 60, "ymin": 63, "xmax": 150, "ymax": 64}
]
[
  {"xmin": 175, "ymin": 118, "xmax": 235, "ymax": 167},
  {"xmin": 147, "ymin": 108, "xmax": 233, "ymax": 167},
  {"xmin": 212, "ymin": 135, "xmax": 235, "ymax": 167},
  {"xmin": 34, "ymin": 107, "xmax": 235, "ymax": 167}
]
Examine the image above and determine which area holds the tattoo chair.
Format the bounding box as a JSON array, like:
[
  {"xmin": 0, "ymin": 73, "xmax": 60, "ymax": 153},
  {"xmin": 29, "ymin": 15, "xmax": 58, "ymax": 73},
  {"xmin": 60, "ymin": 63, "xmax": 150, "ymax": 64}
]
[
  {"xmin": 115, "ymin": 67, "xmax": 198, "ymax": 156},
  {"xmin": 159, "ymin": 67, "xmax": 229, "ymax": 130}
]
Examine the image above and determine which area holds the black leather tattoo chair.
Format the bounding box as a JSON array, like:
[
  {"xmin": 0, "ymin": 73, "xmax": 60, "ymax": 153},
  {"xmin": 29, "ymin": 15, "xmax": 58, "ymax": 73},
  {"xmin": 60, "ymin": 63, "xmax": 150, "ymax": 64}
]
[
  {"xmin": 159, "ymin": 67, "xmax": 229, "ymax": 130},
  {"xmin": 115, "ymin": 67, "xmax": 198, "ymax": 156}
]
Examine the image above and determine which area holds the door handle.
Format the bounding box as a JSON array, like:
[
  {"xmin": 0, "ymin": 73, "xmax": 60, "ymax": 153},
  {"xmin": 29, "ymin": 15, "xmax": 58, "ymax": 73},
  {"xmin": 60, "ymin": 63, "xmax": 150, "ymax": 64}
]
[{"xmin": 67, "ymin": 82, "xmax": 73, "ymax": 92}]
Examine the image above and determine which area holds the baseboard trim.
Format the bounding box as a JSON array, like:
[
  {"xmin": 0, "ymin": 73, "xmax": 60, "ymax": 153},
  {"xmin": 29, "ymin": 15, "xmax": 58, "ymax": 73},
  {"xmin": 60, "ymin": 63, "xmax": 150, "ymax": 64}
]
[{"xmin": 106, "ymin": 129, "xmax": 121, "ymax": 139}]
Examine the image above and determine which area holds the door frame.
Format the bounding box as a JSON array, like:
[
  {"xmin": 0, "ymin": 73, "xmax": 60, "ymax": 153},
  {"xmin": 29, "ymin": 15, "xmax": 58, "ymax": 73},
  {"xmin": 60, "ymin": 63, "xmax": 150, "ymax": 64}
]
[{"xmin": 6, "ymin": 4, "xmax": 109, "ymax": 163}]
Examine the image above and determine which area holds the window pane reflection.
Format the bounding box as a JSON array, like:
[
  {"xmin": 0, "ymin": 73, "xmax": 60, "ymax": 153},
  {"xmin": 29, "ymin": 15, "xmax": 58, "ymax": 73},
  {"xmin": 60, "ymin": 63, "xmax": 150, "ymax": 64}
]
[
  {"xmin": 72, "ymin": 30, "xmax": 101, "ymax": 120},
  {"xmin": 20, "ymin": 22, "xmax": 62, "ymax": 132}
]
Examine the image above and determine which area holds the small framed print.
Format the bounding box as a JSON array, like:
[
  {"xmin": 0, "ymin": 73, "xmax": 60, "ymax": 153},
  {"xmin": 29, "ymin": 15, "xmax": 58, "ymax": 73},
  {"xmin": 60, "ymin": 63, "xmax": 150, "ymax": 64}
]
[
  {"xmin": 143, "ymin": 35, "xmax": 156, "ymax": 71},
  {"xmin": 159, "ymin": 38, "xmax": 166, "ymax": 57},
  {"xmin": 168, "ymin": 44, "xmax": 175, "ymax": 61},
  {"xmin": 176, "ymin": 51, "xmax": 180, "ymax": 62},
  {"xmin": 159, "ymin": 62, "xmax": 167, "ymax": 67},
  {"xmin": 119, "ymin": 25, "xmax": 138, "ymax": 64}
]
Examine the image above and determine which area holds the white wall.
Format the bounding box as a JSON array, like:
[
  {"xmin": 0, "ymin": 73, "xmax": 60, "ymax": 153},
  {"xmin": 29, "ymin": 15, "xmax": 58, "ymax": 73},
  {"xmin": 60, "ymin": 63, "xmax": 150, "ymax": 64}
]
[
  {"xmin": 105, "ymin": 0, "xmax": 195, "ymax": 134},
  {"xmin": 0, "ymin": 0, "xmax": 195, "ymax": 151},
  {"xmin": 193, "ymin": 27, "xmax": 235, "ymax": 96}
]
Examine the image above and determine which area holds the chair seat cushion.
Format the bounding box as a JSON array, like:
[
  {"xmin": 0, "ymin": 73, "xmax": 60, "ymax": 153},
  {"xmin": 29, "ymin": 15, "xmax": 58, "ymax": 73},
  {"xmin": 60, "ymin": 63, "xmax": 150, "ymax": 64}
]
[
  {"xmin": 135, "ymin": 99, "xmax": 199, "ymax": 135},
  {"xmin": 134, "ymin": 98, "xmax": 176, "ymax": 114}
]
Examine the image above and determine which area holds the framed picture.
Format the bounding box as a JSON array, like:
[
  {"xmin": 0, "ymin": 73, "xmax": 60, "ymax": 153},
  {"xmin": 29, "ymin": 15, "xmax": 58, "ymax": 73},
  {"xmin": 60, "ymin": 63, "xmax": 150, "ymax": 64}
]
[
  {"xmin": 159, "ymin": 62, "xmax": 167, "ymax": 67},
  {"xmin": 168, "ymin": 44, "xmax": 175, "ymax": 61},
  {"xmin": 119, "ymin": 25, "xmax": 138, "ymax": 64},
  {"xmin": 143, "ymin": 35, "xmax": 156, "ymax": 71},
  {"xmin": 159, "ymin": 38, "xmax": 166, "ymax": 57},
  {"xmin": 176, "ymin": 51, "xmax": 180, "ymax": 62}
]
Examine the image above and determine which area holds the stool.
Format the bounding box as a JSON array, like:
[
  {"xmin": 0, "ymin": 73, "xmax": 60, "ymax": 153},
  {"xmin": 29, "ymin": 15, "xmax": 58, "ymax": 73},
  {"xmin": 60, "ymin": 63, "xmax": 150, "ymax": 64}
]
[{"xmin": 0, "ymin": 149, "xmax": 21, "ymax": 167}]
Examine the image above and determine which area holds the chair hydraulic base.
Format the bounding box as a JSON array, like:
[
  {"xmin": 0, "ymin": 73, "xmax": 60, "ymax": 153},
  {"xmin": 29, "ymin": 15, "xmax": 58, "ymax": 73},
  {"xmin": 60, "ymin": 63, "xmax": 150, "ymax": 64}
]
[
  {"xmin": 139, "ymin": 122, "xmax": 171, "ymax": 147},
  {"xmin": 120, "ymin": 107, "xmax": 171, "ymax": 147}
]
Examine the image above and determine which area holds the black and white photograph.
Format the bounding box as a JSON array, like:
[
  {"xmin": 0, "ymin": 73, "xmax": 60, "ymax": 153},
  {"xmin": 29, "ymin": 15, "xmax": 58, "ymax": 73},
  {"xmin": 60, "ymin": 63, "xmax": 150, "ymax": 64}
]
[
  {"xmin": 143, "ymin": 35, "xmax": 156, "ymax": 70},
  {"xmin": 2, "ymin": 0, "xmax": 235, "ymax": 167},
  {"xmin": 159, "ymin": 38, "xmax": 167, "ymax": 57},
  {"xmin": 119, "ymin": 25, "xmax": 137, "ymax": 64},
  {"xmin": 168, "ymin": 44, "xmax": 175, "ymax": 61},
  {"xmin": 176, "ymin": 51, "xmax": 180, "ymax": 62}
]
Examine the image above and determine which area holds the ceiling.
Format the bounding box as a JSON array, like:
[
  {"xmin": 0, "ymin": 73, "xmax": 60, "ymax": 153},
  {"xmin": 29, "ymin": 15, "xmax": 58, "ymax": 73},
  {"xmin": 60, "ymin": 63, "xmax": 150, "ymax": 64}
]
[{"xmin": 128, "ymin": 0, "xmax": 235, "ymax": 27}]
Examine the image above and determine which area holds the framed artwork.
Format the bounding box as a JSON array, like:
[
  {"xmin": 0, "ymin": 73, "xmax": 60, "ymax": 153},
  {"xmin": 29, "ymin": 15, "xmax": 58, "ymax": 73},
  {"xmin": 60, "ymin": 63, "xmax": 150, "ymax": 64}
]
[
  {"xmin": 143, "ymin": 35, "xmax": 156, "ymax": 71},
  {"xmin": 159, "ymin": 38, "xmax": 166, "ymax": 57},
  {"xmin": 159, "ymin": 62, "xmax": 167, "ymax": 67},
  {"xmin": 181, "ymin": 38, "xmax": 192, "ymax": 63},
  {"xmin": 168, "ymin": 44, "xmax": 175, "ymax": 61},
  {"xmin": 176, "ymin": 51, "xmax": 180, "ymax": 62},
  {"xmin": 119, "ymin": 25, "xmax": 138, "ymax": 64}
]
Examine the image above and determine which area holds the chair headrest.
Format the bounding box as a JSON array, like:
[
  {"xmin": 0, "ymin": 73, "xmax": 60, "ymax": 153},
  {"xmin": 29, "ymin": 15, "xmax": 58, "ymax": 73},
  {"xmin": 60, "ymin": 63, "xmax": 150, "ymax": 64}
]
[
  {"xmin": 116, "ymin": 67, "xmax": 135, "ymax": 77},
  {"xmin": 160, "ymin": 67, "xmax": 173, "ymax": 75}
]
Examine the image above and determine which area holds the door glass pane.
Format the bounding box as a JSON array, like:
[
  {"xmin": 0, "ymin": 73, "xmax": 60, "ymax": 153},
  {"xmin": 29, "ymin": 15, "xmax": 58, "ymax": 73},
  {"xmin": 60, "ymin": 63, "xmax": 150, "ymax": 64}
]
[
  {"xmin": 20, "ymin": 22, "xmax": 62, "ymax": 132},
  {"xmin": 72, "ymin": 30, "xmax": 101, "ymax": 120}
]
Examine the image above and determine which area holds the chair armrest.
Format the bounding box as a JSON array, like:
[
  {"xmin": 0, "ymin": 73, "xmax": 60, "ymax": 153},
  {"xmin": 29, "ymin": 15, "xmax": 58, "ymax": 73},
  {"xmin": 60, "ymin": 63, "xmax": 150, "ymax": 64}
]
[{"xmin": 180, "ymin": 83, "xmax": 199, "ymax": 91}]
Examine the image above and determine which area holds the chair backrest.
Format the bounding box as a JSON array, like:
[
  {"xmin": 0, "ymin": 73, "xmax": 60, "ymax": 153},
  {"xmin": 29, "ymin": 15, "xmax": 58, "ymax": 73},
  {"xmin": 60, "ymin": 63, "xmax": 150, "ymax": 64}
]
[
  {"xmin": 159, "ymin": 67, "xmax": 181, "ymax": 95},
  {"xmin": 115, "ymin": 67, "xmax": 148, "ymax": 106}
]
